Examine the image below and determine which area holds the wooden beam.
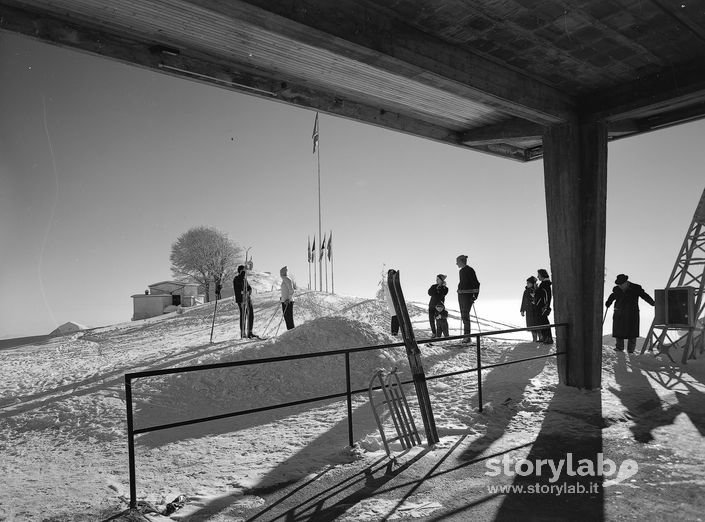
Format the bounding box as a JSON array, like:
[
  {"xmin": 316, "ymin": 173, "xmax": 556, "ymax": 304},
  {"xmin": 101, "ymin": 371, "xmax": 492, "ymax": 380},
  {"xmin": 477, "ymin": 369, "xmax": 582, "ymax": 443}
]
[
  {"xmin": 460, "ymin": 118, "xmax": 544, "ymax": 146},
  {"xmin": 464, "ymin": 142, "xmax": 534, "ymax": 162},
  {"xmin": 0, "ymin": 3, "xmax": 536, "ymax": 162},
  {"xmin": 185, "ymin": 0, "xmax": 574, "ymax": 125},
  {"xmin": 543, "ymin": 120, "xmax": 607, "ymax": 389}
]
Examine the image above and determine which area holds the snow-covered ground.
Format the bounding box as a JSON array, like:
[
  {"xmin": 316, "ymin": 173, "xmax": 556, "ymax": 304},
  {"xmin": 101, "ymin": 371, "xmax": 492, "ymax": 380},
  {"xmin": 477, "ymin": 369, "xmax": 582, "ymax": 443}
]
[{"xmin": 1, "ymin": 290, "xmax": 704, "ymax": 521}]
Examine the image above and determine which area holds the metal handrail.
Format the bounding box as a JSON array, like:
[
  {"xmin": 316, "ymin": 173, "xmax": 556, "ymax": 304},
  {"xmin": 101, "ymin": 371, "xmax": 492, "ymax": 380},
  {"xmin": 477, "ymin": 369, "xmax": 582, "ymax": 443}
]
[{"xmin": 123, "ymin": 321, "xmax": 568, "ymax": 509}]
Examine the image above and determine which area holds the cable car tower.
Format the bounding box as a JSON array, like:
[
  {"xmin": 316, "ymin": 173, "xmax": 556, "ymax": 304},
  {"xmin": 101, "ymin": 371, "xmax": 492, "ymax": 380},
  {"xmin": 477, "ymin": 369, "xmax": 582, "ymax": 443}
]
[{"xmin": 642, "ymin": 187, "xmax": 705, "ymax": 363}]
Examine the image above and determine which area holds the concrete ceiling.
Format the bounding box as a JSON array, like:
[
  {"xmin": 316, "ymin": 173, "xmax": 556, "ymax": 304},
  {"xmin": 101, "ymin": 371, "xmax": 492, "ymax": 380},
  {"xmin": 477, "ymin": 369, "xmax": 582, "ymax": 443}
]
[{"xmin": 2, "ymin": 0, "xmax": 705, "ymax": 161}]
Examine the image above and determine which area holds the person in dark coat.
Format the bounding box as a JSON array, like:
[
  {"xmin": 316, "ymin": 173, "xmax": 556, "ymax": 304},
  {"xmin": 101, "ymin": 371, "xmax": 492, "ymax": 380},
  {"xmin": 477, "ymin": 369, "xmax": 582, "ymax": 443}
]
[
  {"xmin": 534, "ymin": 268, "xmax": 553, "ymax": 344},
  {"xmin": 428, "ymin": 274, "xmax": 449, "ymax": 337},
  {"xmin": 605, "ymin": 273, "xmax": 655, "ymax": 353},
  {"xmin": 520, "ymin": 276, "xmax": 540, "ymax": 342},
  {"xmin": 456, "ymin": 254, "xmax": 480, "ymax": 343},
  {"xmin": 434, "ymin": 303, "xmax": 450, "ymax": 338},
  {"xmin": 233, "ymin": 265, "xmax": 254, "ymax": 338}
]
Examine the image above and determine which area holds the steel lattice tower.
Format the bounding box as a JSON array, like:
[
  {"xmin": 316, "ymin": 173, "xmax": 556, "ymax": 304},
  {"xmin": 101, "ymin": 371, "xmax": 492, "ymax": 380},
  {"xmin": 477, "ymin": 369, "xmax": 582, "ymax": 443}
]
[{"xmin": 641, "ymin": 187, "xmax": 705, "ymax": 362}]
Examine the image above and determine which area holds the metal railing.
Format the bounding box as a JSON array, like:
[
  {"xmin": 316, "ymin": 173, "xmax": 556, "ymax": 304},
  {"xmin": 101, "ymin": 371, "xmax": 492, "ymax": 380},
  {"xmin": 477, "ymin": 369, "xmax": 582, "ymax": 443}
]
[{"xmin": 123, "ymin": 322, "xmax": 568, "ymax": 509}]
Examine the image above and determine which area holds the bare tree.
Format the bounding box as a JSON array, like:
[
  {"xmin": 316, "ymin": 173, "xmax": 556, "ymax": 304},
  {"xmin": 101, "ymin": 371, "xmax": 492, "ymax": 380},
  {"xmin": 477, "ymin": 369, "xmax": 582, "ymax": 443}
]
[{"xmin": 170, "ymin": 226, "xmax": 242, "ymax": 302}]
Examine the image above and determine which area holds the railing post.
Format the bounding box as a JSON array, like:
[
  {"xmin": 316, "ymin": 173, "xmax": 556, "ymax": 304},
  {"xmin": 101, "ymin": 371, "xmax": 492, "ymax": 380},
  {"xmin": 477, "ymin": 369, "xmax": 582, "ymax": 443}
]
[
  {"xmin": 345, "ymin": 352, "xmax": 353, "ymax": 447},
  {"xmin": 476, "ymin": 335, "xmax": 483, "ymax": 413},
  {"xmin": 125, "ymin": 375, "xmax": 137, "ymax": 509}
]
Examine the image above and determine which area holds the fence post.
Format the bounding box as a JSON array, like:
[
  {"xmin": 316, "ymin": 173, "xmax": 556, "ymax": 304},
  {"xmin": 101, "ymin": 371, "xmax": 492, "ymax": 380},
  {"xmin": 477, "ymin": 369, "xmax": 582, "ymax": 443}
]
[
  {"xmin": 476, "ymin": 336, "xmax": 483, "ymax": 413},
  {"xmin": 345, "ymin": 352, "xmax": 354, "ymax": 447},
  {"xmin": 125, "ymin": 375, "xmax": 137, "ymax": 509}
]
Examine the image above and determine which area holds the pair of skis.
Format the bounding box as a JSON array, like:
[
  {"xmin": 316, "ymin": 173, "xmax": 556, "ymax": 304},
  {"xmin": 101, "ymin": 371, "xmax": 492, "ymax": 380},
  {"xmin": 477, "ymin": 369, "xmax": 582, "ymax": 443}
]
[{"xmin": 387, "ymin": 269, "xmax": 439, "ymax": 445}]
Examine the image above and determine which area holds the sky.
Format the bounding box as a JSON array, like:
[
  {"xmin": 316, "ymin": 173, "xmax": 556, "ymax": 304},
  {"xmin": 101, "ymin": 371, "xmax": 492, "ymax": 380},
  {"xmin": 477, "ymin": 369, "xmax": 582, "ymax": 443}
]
[{"xmin": 1, "ymin": 30, "xmax": 704, "ymax": 339}]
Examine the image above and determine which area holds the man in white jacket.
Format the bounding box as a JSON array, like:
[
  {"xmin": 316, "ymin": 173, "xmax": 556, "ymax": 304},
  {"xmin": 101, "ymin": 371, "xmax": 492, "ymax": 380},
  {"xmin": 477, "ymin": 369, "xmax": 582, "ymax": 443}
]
[{"xmin": 280, "ymin": 266, "xmax": 295, "ymax": 330}]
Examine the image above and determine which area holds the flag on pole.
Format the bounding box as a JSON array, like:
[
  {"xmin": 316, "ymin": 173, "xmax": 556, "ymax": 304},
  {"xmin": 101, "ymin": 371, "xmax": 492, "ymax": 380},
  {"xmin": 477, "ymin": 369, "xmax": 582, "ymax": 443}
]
[
  {"xmin": 307, "ymin": 236, "xmax": 312, "ymax": 263},
  {"xmin": 327, "ymin": 231, "xmax": 333, "ymax": 260},
  {"xmin": 312, "ymin": 112, "xmax": 319, "ymax": 153},
  {"xmin": 311, "ymin": 237, "xmax": 316, "ymax": 260},
  {"xmin": 320, "ymin": 236, "xmax": 326, "ymax": 260}
]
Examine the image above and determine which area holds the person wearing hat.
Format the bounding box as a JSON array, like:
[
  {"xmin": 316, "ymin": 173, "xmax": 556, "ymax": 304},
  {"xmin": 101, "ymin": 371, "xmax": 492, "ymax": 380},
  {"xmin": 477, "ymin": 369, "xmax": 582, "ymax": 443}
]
[
  {"xmin": 427, "ymin": 274, "xmax": 449, "ymax": 337},
  {"xmin": 233, "ymin": 264, "xmax": 254, "ymax": 338},
  {"xmin": 456, "ymin": 255, "xmax": 480, "ymax": 342},
  {"xmin": 520, "ymin": 276, "xmax": 540, "ymax": 342},
  {"xmin": 535, "ymin": 268, "xmax": 553, "ymax": 344},
  {"xmin": 605, "ymin": 274, "xmax": 655, "ymax": 353},
  {"xmin": 280, "ymin": 266, "xmax": 296, "ymax": 330}
]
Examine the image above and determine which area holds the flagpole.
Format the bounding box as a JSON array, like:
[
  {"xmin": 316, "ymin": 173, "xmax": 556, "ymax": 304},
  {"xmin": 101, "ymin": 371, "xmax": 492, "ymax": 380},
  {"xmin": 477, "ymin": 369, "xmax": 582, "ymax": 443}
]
[
  {"xmin": 317, "ymin": 116, "xmax": 323, "ymax": 292},
  {"xmin": 329, "ymin": 230, "xmax": 334, "ymax": 294},
  {"xmin": 312, "ymin": 237, "xmax": 317, "ymax": 291},
  {"xmin": 324, "ymin": 234, "xmax": 329, "ymax": 293},
  {"xmin": 307, "ymin": 236, "xmax": 311, "ymax": 290}
]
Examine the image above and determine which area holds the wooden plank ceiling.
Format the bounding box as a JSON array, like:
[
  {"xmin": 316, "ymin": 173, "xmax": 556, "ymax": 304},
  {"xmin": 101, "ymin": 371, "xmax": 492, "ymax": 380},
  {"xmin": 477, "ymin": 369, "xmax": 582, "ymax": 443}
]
[{"xmin": 2, "ymin": 0, "xmax": 705, "ymax": 161}]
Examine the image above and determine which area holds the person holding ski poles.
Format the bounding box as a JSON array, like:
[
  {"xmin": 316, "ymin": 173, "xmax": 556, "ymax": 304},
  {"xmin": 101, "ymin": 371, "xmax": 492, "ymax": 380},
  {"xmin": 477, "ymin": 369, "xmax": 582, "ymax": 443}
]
[
  {"xmin": 427, "ymin": 274, "xmax": 449, "ymax": 337},
  {"xmin": 456, "ymin": 255, "xmax": 480, "ymax": 343},
  {"xmin": 233, "ymin": 265, "xmax": 254, "ymax": 338},
  {"xmin": 280, "ymin": 266, "xmax": 296, "ymax": 330}
]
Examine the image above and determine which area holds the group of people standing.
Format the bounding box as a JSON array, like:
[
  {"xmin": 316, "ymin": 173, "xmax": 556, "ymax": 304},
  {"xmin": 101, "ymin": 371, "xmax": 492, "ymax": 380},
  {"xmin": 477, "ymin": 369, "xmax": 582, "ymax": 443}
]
[
  {"xmin": 230, "ymin": 256, "xmax": 654, "ymax": 352},
  {"xmin": 385, "ymin": 254, "xmax": 489, "ymax": 343},
  {"xmin": 424, "ymin": 255, "xmax": 554, "ymax": 345},
  {"xmin": 423, "ymin": 255, "xmax": 482, "ymax": 343},
  {"xmin": 519, "ymin": 269, "xmax": 554, "ymax": 344},
  {"xmin": 231, "ymin": 264, "xmax": 296, "ymax": 339},
  {"xmin": 521, "ymin": 271, "xmax": 655, "ymax": 352}
]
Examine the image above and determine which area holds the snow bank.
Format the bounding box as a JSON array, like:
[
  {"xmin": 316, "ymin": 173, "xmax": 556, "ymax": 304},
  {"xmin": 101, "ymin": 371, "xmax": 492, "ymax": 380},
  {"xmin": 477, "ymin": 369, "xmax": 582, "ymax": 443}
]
[
  {"xmin": 49, "ymin": 321, "xmax": 88, "ymax": 336},
  {"xmin": 132, "ymin": 316, "xmax": 407, "ymax": 434}
]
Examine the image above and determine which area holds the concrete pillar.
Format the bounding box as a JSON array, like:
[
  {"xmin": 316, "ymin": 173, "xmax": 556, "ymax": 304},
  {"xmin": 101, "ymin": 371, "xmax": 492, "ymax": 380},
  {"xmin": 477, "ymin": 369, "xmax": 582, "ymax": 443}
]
[{"xmin": 542, "ymin": 120, "xmax": 608, "ymax": 389}]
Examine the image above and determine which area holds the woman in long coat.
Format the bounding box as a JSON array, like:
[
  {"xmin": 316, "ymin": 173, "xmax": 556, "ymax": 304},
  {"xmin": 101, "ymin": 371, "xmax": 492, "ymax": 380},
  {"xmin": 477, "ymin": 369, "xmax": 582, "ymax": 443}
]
[
  {"xmin": 605, "ymin": 273, "xmax": 655, "ymax": 352},
  {"xmin": 520, "ymin": 276, "xmax": 540, "ymax": 342}
]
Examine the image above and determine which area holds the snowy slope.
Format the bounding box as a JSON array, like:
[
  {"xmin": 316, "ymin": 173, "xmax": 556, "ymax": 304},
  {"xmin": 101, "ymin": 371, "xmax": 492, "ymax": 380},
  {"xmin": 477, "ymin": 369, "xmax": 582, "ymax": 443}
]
[{"xmin": 1, "ymin": 291, "xmax": 704, "ymax": 521}]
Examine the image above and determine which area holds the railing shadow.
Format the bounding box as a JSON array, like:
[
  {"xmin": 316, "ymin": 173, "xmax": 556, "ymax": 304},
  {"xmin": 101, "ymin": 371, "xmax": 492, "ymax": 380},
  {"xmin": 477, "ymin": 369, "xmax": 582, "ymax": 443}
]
[{"xmin": 458, "ymin": 341, "xmax": 553, "ymax": 461}]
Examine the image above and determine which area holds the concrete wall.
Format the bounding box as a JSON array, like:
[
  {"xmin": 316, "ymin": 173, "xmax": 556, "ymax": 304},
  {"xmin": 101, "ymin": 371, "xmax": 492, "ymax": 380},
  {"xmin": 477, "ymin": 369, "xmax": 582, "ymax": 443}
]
[{"xmin": 131, "ymin": 294, "xmax": 172, "ymax": 321}]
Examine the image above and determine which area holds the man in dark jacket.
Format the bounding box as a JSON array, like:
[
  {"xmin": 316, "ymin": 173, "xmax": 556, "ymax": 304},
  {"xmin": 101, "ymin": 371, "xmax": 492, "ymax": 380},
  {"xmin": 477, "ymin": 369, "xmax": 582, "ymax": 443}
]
[
  {"xmin": 535, "ymin": 269, "xmax": 553, "ymax": 344},
  {"xmin": 428, "ymin": 274, "xmax": 449, "ymax": 337},
  {"xmin": 456, "ymin": 255, "xmax": 480, "ymax": 343},
  {"xmin": 606, "ymin": 273, "xmax": 655, "ymax": 353},
  {"xmin": 233, "ymin": 265, "xmax": 254, "ymax": 338}
]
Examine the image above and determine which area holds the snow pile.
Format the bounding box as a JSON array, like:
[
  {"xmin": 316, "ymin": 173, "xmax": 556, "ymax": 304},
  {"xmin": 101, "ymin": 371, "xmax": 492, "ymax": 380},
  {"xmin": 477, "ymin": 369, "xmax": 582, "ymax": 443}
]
[
  {"xmin": 133, "ymin": 316, "xmax": 406, "ymax": 434},
  {"xmin": 3, "ymin": 290, "xmax": 705, "ymax": 521},
  {"xmin": 49, "ymin": 320, "xmax": 88, "ymax": 336}
]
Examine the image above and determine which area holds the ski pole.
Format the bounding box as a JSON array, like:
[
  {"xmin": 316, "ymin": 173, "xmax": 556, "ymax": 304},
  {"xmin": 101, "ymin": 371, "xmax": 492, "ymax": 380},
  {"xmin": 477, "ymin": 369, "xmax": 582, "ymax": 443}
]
[
  {"xmin": 602, "ymin": 307, "xmax": 609, "ymax": 326},
  {"xmin": 209, "ymin": 296, "xmax": 219, "ymax": 344},
  {"xmin": 472, "ymin": 301, "xmax": 482, "ymax": 334},
  {"xmin": 274, "ymin": 302, "xmax": 287, "ymax": 336},
  {"xmin": 261, "ymin": 303, "xmax": 280, "ymax": 334}
]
